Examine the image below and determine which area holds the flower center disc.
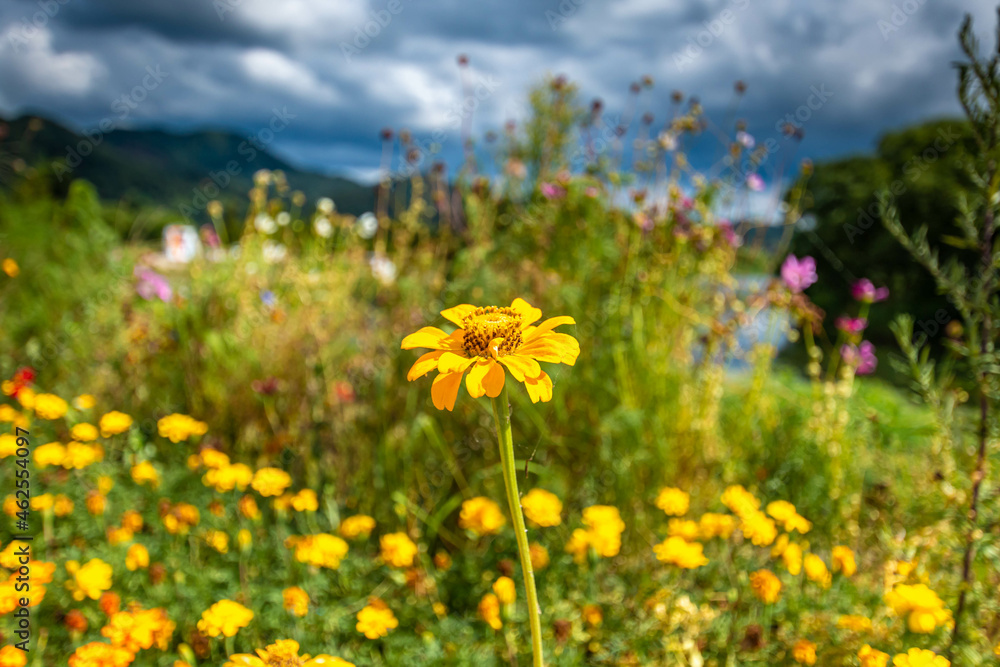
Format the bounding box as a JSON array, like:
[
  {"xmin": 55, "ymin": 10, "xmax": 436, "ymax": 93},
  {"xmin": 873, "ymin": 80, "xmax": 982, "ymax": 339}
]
[{"xmin": 462, "ymin": 307, "xmax": 523, "ymax": 357}]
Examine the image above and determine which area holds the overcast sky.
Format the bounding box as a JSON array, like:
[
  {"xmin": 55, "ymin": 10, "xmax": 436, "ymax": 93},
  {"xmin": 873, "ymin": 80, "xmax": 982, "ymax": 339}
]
[{"xmin": 0, "ymin": 0, "xmax": 995, "ymax": 184}]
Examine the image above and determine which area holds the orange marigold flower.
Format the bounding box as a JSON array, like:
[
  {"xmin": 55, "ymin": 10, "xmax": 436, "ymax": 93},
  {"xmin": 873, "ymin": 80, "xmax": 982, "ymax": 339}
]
[
  {"xmin": 401, "ymin": 299, "xmax": 579, "ymax": 410},
  {"xmin": 356, "ymin": 599, "xmax": 398, "ymax": 639},
  {"xmin": 68, "ymin": 641, "xmax": 134, "ymax": 667},
  {"xmin": 283, "ymin": 586, "xmax": 309, "ymax": 617}
]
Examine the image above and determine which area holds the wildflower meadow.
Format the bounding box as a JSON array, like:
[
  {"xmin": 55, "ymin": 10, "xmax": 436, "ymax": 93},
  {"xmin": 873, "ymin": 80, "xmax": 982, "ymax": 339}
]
[{"xmin": 1, "ymin": 7, "xmax": 999, "ymax": 667}]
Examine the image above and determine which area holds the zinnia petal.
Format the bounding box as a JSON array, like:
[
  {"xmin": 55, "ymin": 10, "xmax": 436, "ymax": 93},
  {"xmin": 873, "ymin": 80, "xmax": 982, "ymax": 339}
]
[
  {"xmin": 482, "ymin": 362, "xmax": 506, "ymax": 398},
  {"xmin": 431, "ymin": 371, "xmax": 465, "ymax": 411},
  {"xmin": 441, "ymin": 304, "xmax": 477, "ymax": 326},
  {"xmin": 402, "ymin": 327, "xmax": 452, "ymax": 350},
  {"xmin": 465, "ymin": 360, "xmax": 497, "ymax": 399},
  {"xmin": 407, "ymin": 351, "xmax": 445, "ymax": 381},
  {"xmin": 511, "ymin": 298, "xmax": 542, "ymax": 327},
  {"xmin": 524, "ymin": 371, "xmax": 553, "ymax": 403},
  {"xmin": 524, "ymin": 316, "xmax": 576, "ymax": 341},
  {"xmin": 499, "ymin": 354, "xmax": 541, "ymax": 382},
  {"xmin": 438, "ymin": 351, "xmax": 475, "ymax": 374},
  {"xmin": 518, "ymin": 334, "xmax": 580, "ymax": 365}
]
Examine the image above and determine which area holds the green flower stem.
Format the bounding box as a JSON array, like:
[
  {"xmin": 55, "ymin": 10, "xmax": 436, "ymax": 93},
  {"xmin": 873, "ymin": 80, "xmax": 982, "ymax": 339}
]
[{"xmin": 490, "ymin": 384, "xmax": 544, "ymax": 667}]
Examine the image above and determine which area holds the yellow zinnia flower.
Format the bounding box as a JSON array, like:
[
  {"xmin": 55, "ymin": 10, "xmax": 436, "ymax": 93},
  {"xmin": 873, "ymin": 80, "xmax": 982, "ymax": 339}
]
[{"xmin": 401, "ymin": 299, "xmax": 579, "ymax": 410}]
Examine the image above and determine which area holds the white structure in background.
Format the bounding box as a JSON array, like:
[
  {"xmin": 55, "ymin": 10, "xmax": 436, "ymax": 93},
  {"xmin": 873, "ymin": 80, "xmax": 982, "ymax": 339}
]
[{"xmin": 163, "ymin": 224, "xmax": 202, "ymax": 263}]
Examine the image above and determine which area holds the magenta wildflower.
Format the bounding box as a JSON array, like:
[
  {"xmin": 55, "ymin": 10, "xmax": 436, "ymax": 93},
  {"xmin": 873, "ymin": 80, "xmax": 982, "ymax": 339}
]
[
  {"xmin": 135, "ymin": 268, "xmax": 172, "ymax": 302},
  {"xmin": 780, "ymin": 255, "xmax": 817, "ymax": 293},
  {"xmin": 746, "ymin": 173, "xmax": 765, "ymax": 192},
  {"xmin": 584, "ymin": 186, "xmax": 599, "ymax": 198},
  {"xmin": 718, "ymin": 220, "xmax": 742, "ymax": 248},
  {"xmin": 841, "ymin": 341, "xmax": 877, "ymax": 375},
  {"xmin": 851, "ymin": 278, "xmax": 889, "ymax": 303},
  {"xmin": 835, "ymin": 316, "xmax": 868, "ymax": 336},
  {"xmin": 540, "ymin": 182, "xmax": 566, "ymax": 200}
]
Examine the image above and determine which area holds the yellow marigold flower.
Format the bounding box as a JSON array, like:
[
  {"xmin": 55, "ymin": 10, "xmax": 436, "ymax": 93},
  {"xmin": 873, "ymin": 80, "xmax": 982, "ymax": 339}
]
[
  {"xmin": 32, "ymin": 394, "xmax": 68, "ymax": 420},
  {"xmin": 478, "ymin": 593, "xmax": 502, "ymax": 631},
  {"xmin": 0, "ymin": 405, "xmax": 19, "ymax": 422},
  {"xmin": 667, "ymin": 518, "xmax": 700, "ymax": 541},
  {"xmin": 529, "ymin": 542, "xmax": 550, "ymax": 570},
  {"xmin": 62, "ymin": 442, "xmax": 103, "ymax": 469},
  {"xmin": 70, "ymin": 423, "xmax": 99, "ymax": 442},
  {"xmin": 106, "ymin": 526, "xmax": 133, "ymax": 546},
  {"xmin": 780, "ymin": 541, "xmax": 803, "ymax": 576},
  {"xmin": 459, "ymin": 496, "xmax": 506, "ymax": 536},
  {"xmin": 54, "ymin": 494, "xmax": 74, "ymax": 516},
  {"xmin": 582, "ymin": 604, "xmax": 603, "ymax": 627},
  {"xmin": 858, "ymin": 645, "xmax": 891, "ymax": 667},
  {"xmin": 740, "ymin": 510, "xmax": 777, "ymax": 546},
  {"xmin": 86, "ymin": 491, "xmax": 107, "ymax": 516},
  {"xmin": 101, "ymin": 607, "xmax": 173, "ymax": 653},
  {"xmin": 238, "ymin": 529, "xmax": 252, "ymax": 551},
  {"xmin": 838, "ymin": 615, "xmax": 873, "ymax": 632},
  {"xmin": 121, "ymin": 510, "xmax": 143, "ymax": 533},
  {"xmin": 793, "ymin": 639, "xmax": 817, "ymax": 665},
  {"xmin": 251, "ymin": 467, "xmax": 291, "ymax": 497},
  {"xmin": 566, "ymin": 528, "xmax": 591, "ymax": 563},
  {"xmin": 157, "ymin": 414, "xmax": 208, "ymax": 443},
  {"xmin": 238, "ymin": 495, "xmax": 260, "ymax": 520},
  {"xmin": 493, "ymin": 576, "xmax": 516, "ymax": 605},
  {"xmin": 286, "ymin": 534, "xmax": 349, "ymax": 569},
  {"xmin": 65, "ymin": 558, "xmax": 113, "ymax": 601},
  {"xmin": 197, "ymin": 600, "xmax": 254, "ymax": 638},
  {"xmin": 884, "ymin": 584, "xmax": 951, "ymax": 634},
  {"xmin": 380, "ymin": 532, "xmax": 418, "ymax": 568},
  {"xmin": 750, "ymin": 569, "xmax": 782, "ymax": 604},
  {"xmin": 804, "ymin": 554, "xmax": 831, "ymax": 588},
  {"xmin": 0, "ymin": 645, "xmax": 26, "ymax": 667},
  {"xmin": 74, "ymin": 395, "xmax": 96, "ymax": 410},
  {"xmin": 2, "ymin": 259, "xmax": 18, "ymax": 278},
  {"xmin": 15, "ymin": 388, "xmax": 34, "ymax": 410},
  {"xmin": 68, "ymin": 641, "xmax": 134, "ymax": 667},
  {"xmin": 224, "ymin": 640, "xmax": 355, "ymax": 667},
  {"xmin": 433, "ymin": 602, "xmax": 447, "ymax": 618},
  {"xmin": 892, "ymin": 648, "xmax": 949, "ymax": 667},
  {"xmin": 283, "ymin": 586, "xmax": 309, "ymax": 617},
  {"xmin": 401, "ymin": 299, "xmax": 580, "ymax": 410},
  {"xmin": 356, "ymin": 599, "xmax": 398, "ymax": 639},
  {"xmin": 0, "ymin": 434, "xmax": 17, "ymax": 458},
  {"xmin": 655, "ymin": 487, "xmax": 690, "ymax": 516},
  {"xmin": 582, "ymin": 505, "xmax": 626, "ymax": 558},
  {"xmin": 97, "ymin": 476, "xmax": 114, "ymax": 494},
  {"xmin": 832, "ymin": 545, "xmax": 857, "ymax": 577},
  {"xmin": 33, "ymin": 442, "xmax": 66, "ymax": 468},
  {"xmin": 31, "ymin": 493, "xmax": 53, "ymax": 512},
  {"xmin": 131, "ymin": 461, "xmax": 160, "ymax": 488},
  {"xmin": 721, "ymin": 485, "xmax": 760, "ymax": 516},
  {"xmin": 521, "ymin": 488, "xmax": 563, "ymax": 527},
  {"xmin": 290, "ymin": 489, "xmax": 318, "ymax": 512},
  {"xmin": 340, "ymin": 515, "xmax": 376, "ymax": 539},
  {"xmin": 1, "ymin": 496, "xmax": 15, "ymax": 517},
  {"xmin": 204, "ymin": 463, "xmax": 253, "ymax": 492},
  {"xmin": 200, "ymin": 449, "xmax": 230, "ymax": 468},
  {"xmin": 205, "ymin": 530, "xmax": 229, "ymax": 554},
  {"xmin": 126, "ymin": 544, "xmax": 149, "ymax": 571},
  {"xmin": 99, "ymin": 411, "xmax": 133, "ymax": 437},
  {"xmin": 653, "ymin": 536, "xmax": 708, "ymax": 569}
]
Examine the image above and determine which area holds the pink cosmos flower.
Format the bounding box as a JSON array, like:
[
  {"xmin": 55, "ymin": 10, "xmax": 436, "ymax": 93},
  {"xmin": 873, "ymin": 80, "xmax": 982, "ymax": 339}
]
[
  {"xmin": 851, "ymin": 278, "xmax": 889, "ymax": 303},
  {"xmin": 540, "ymin": 182, "xmax": 566, "ymax": 200},
  {"xmin": 135, "ymin": 268, "xmax": 172, "ymax": 302},
  {"xmin": 780, "ymin": 254, "xmax": 817, "ymax": 292},
  {"xmin": 584, "ymin": 186, "xmax": 599, "ymax": 198},
  {"xmin": 835, "ymin": 316, "xmax": 868, "ymax": 336},
  {"xmin": 841, "ymin": 341, "xmax": 877, "ymax": 375},
  {"xmin": 718, "ymin": 220, "xmax": 742, "ymax": 248}
]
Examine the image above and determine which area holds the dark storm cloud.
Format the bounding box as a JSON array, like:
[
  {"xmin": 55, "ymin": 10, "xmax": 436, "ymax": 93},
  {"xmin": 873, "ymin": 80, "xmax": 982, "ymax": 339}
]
[{"xmin": 0, "ymin": 0, "xmax": 996, "ymax": 183}]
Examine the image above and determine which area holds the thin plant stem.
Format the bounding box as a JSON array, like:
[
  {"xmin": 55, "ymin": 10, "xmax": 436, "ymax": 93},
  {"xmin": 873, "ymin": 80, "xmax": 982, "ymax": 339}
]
[{"xmin": 490, "ymin": 384, "xmax": 544, "ymax": 667}]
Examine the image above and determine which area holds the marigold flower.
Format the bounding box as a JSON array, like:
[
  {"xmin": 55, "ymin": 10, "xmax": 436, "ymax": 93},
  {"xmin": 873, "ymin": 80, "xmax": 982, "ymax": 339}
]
[
  {"xmin": 200, "ymin": 449, "xmax": 230, "ymax": 469},
  {"xmin": 565, "ymin": 528, "xmax": 591, "ymax": 563},
  {"xmin": 130, "ymin": 461, "xmax": 160, "ymax": 488},
  {"xmin": 251, "ymin": 467, "xmax": 291, "ymax": 497},
  {"xmin": 33, "ymin": 442, "xmax": 66, "ymax": 468},
  {"xmin": 493, "ymin": 576, "xmax": 517, "ymax": 604},
  {"xmin": 740, "ymin": 510, "xmax": 777, "ymax": 546},
  {"xmin": 238, "ymin": 495, "xmax": 260, "ymax": 520},
  {"xmin": 224, "ymin": 639, "xmax": 354, "ymax": 667},
  {"xmin": 100, "ymin": 592, "xmax": 121, "ymax": 616},
  {"xmin": 286, "ymin": 534, "xmax": 349, "ymax": 569},
  {"xmin": 86, "ymin": 491, "xmax": 107, "ymax": 516},
  {"xmin": 339, "ymin": 515, "xmax": 376, "ymax": 539},
  {"xmin": 667, "ymin": 519, "xmax": 700, "ymax": 541},
  {"xmin": 99, "ymin": 411, "xmax": 133, "ymax": 437},
  {"xmin": 102, "ymin": 608, "xmax": 173, "ymax": 653},
  {"xmin": 2, "ymin": 259, "xmax": 19, "ymax": 278},
  {"xmin": 765, "ymin": 500, "xmax": 811, "ymax": 533},
  {"xmin": 891, "ymin": 648, "xmax": 949, "ymax": 667},
  {"xmin": 884, "ymin": 584, "xmax": 951, "ymax": 634},
  {"xmin": 529, "ymin": 542, "xmax": 550, "ymax": 570},
  {"xmin": 33, "ymin": 393, "xmax": 68, "ymax": 420},
  {"xmin": 838, "ymin": 615, "xmax": 873, "ymax": 632},
  {"xmin": 655, "ymin": 487, "xmax": 690, "ymax": 516},
  {"xmin": 0, "ymin": 435, "xmax": 17, "ymax": 458},
  {"xmin": 71, "ymin": 423, "xmax": 99, "ymax": 442},
  {"xmin": 283, "ymin": 586, "xmax": 309, "ymax": 617},
  {"xmin": 197, "ymin": 600, "xmax": 253, "ymax": 638},
  {"xmin": 157, "ymin": 414, "xmax": 208, "ymax": 443},
  {"xmin": 15, "ymin": 388, "xmax": 34, "ymax": 410},
  {"xmin": 31, "ymin": 493, "xmax": 53, "ymax": 512},
  {"xmin": 804, "ymin": 554, "xmax": 831, "ymax": 588},
  {"xmin": 721, "ymin": 485, "xmax": 760, "ymax": 516},
  {"xmin": 750, "ymin": 569, "xmax": 781, "ymax": 604},
  {"xmin": 653, "ymin": 536, "xmax": 708, "ymax": 569},
  {"xmin": 65, "ymin": 609, "xmax": 89, "ymax": 633},
  {"xmin": 54, "ymin": 494, "xmax": 75, "ymax": 516},
  {"xmin": 832, "ymin": 545, "xmax": 857, "ymax": 577},
  {"xmin": 65, "ymin": 558, "xmax": 113, "ymax": 601},
  {"xmin": 68, "ymin": 642, "xmax": 134, "ymax": 667},
  {"xmin": 204, "ymin": 530, "xmax": 229, "ymax": 554},
  {"xmin": 380, "ymin": 532, "xmax": 419, "ymax": 568},
  {"xmin": 401, "ymin": 299, "xmax": 579, "ymax": 410},
  {"xmin": 74, "ymin": 394, "xmax": 96, "ymax": 410},
  {"xmin": 478, "ymin": 593, "xmax": 502, "ymax": 630},
  {"xmin": 793, "ymin": 639, "xmax": 817, "ymax": 665},
  {"xmin": 125, "ymin": 544, "xmax": 149, "ymax": 571},
  {"xmin": 62, "ymin": 442, "xmax": 104, "ymax": 469},
  {"xmin": 356, "ymin": 599, "xmax": 398, "ymax": 639},
  {"xmin": 582, "ymin": 505, "xmax": 626, "ymax": 558},
  {"xmin": 459, "ymin": 496, "xmax": 506, "ymax": 536},
  {"xmin": 521, "ymin": 488, "xmax": 563, "ymax": 527},
  {"xmin": 290, "ymin": 489, "xmax": 318, "ymax": 512},
  {"xmin": 97, "ymin": 476, "xmax": 114, "ymax": 494},
  {"xmin": 858, "ymin": 645, "xmax": 890, "ymax": 667}
]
